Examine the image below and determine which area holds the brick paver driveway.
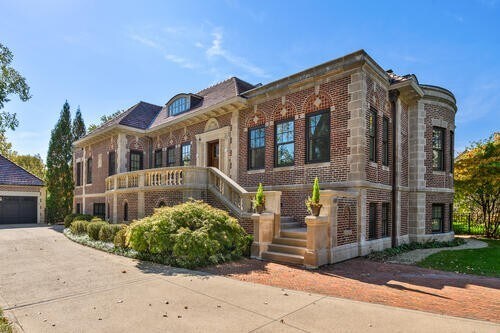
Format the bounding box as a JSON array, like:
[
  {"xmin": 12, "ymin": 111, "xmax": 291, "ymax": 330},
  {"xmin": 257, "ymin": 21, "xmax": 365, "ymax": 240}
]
[
  {"xmin": 204, "ymin": 257, "xmax": 500, "ymax": 323},
  {"xmin": 0, "ymin": 224, "xmax": 498, "ymax": 332}
]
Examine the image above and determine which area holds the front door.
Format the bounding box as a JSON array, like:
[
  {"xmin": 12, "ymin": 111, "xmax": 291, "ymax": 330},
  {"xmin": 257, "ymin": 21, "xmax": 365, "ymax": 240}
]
[{"xmin": 207, "ymin": 140, "xmax": 219, "ymax": 168}]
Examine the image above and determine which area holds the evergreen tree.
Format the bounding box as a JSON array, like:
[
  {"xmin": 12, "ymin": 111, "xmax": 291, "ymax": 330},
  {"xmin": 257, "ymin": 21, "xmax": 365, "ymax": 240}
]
[
  {"xmin": 46, "ymin": 101, "xmax": 74, "ymax": 223},
  {"xmin": 72, "ymin": 106, "xmax": 86, "ymax": 140}
]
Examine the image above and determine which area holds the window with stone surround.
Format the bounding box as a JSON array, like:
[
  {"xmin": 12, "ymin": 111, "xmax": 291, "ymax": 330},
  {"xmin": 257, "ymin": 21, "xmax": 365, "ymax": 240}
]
[
  {"xmin": 432, "ymin": 127, "xmax": 445, "ymax": 171},
  {"xmin": 306, "ymin": 110, "xmax": 330, "ymax": 163},
  {"xmin": 432, "ymin": 204, "xmax": 444, "ymax": 233},
  {"xmin": 368, "ymin": 203, "xmax": 377, "ymax": 240},
  {"xmin": 167, "ymin": 146, "xmax": 175, "ymax": 167},
  {"xmin": 86, "ymin": 157, "xmax": 92, "ymax": 184},
  {"xmin": 76, "ymin": 162, "xmax": 82, "ymax": 186},
  {"xmin": 129, "ymin": 150, "xmax": 143, "ymax": 171},
  {"xmin": 248, "ymin": 126, "xmax": 265, "ymax": 170},
  {"xmin": 368, "ymin": 108, "xmax": 377, "ymax": 162},
  {"xmin": 450, "ymin": 131, "xmax": 454, "ymax": 173},
  {"xmin": 181, "ymin": 142, "xmax": 191, "ymax": 166},
  {"xmin": 108, "ymin": 151, "xmax": 116, "ymax": 176},
  {"xmin": 275, "ymin": 119, "xmax": 295, "ymax": 167},
  {"xmin": 154, "ymin": 149, "xmax": 163, "ymax": 168},
  {"xmin": 382, "ymin": 202, "xmax": 390, "ymax": 237},
  {"xmin": 382, "ymin": 116, "xmax": 389, "ymax": 166}
]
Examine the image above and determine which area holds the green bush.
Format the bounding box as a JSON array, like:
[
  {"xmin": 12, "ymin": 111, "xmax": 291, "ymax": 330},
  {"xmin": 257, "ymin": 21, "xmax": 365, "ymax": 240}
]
[
  {"xmin": 70, "ymin": 220, "xmax": 89, "ymax": 234},
  {"xmin": 114, "ymin": 227, "xmax": 128, "ymax": 248},
  {"xmin": 127, "ymin": 200, "xmax": 252, "ymax": 268},
  {"xmin": 91, "ymin": 217, "xmax": 104, "ymax": 223},
  {"xmin": 64, "ymin": 213, "xmax": 93, "ymax": 228},
  {"xmin": 99, "ymin": 224, "xmax": 126, "ymax": 242},
  {"xmin": 87, "ymin": 221, "xmax": 109, "ymax": 240}
]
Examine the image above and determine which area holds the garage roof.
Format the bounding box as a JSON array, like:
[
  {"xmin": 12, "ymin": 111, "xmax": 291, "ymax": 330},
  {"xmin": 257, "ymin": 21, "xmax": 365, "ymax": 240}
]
[{"xmin": 0, "ymin": 154, "xmax": 44, "ymax": 186}]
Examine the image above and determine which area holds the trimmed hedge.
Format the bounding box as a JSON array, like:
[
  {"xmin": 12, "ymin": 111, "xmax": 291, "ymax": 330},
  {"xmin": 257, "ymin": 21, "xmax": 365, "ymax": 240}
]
[
  {"xmin": 99, "ymin": 224, "xmax": 126, "ymax": 242},
  {"xmin": 64, "ymin": 213, "xmax": 92, "ymax": 228},
  {"xmin": 127, "ymin": 200, "xmax": 252, "ymax": 268},
  {"xmin": 114, "ymin": 227, "xmax": 128, "ymax": 248},
  {"xmin": 70, "ymin": 220, "xmax": 90, "ymax": 235},
  {"xmin": 87, "ymin": 221, "xmax": 109, "ymax": 240}
]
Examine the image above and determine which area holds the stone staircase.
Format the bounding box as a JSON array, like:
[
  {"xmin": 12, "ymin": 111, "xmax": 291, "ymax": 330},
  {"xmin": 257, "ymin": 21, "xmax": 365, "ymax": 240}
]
[{"xmin": 261, "ymin": 216, "xmax": 307, "ymax": 265}]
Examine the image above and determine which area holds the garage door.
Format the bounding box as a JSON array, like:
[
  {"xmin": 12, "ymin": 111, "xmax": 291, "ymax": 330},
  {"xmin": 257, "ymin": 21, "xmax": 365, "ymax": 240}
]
[{"xmin": 0, "ymin": 196, "xmax": 37, "ymax": 224}]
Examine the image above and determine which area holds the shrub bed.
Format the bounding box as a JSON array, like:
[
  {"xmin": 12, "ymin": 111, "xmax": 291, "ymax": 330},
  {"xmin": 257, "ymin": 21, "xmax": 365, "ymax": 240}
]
[
  {"xmin": 70, "ymin": 220, "xmax": 90, "ymax": 235},
  {"xmin": 127, "ymin": 200, "xmax": 252, "ymax": 268},
  {"xmin": 99, "ymin": 224, "xmax": 126, "ymax": 242},
  {"xmin": 87, "ymin": 221, "xmax": 109, "ymax": 240},
  {"xmin": 64, "ymin": 213, "xmax": 93, "ymax": 228}
]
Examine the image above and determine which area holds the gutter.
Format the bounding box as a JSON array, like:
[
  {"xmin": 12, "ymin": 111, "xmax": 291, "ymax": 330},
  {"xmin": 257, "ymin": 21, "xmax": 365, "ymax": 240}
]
[{"xmin": 389, "ymin": 90, "xmax": 400, "ymax": 248}]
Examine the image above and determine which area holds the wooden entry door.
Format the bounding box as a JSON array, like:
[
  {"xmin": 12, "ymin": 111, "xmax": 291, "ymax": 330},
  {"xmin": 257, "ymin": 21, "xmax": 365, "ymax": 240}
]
[{"xmin": 207, "ymin": 140, "xmax": 219, "ymax": 168}]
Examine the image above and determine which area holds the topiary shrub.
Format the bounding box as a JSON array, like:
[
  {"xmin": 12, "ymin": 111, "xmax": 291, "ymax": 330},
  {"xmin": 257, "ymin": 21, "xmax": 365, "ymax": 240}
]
[
  {"xmin": 99, "ymin": 224, "xmax": 126, "ymax": 242},
  {"xmin": 114, "ymin": 227, "xmax": 128, "ymax": 248},
  {"xmin": 70, "ymin": 220, "xmax": 89, "ymax": 234},
  {"xmin": 127, "ymin": 200, "xmax": 252, "ymax": 268},
  {"xmin": 87, "ymin": 221, "xmax": 109, "ymax": 240}
]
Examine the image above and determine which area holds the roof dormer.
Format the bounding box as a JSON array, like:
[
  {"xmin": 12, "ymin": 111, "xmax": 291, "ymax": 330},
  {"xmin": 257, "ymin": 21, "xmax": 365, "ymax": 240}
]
[{"xmin": 165, "ymin": 93, "xmax": 203, "ymax": 117}]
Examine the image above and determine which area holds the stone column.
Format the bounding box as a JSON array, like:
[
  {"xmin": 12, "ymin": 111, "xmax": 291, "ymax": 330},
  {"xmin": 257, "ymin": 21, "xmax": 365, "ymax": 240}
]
[
  {"xmin": 112, "ymin": 193, "xmax": 118, "ymax": 223},
  {"xmin": 347, "ymin": 71, "xmax": 367, "ymax": 182},
  {"xmin": 251, "ymin": 212, "xmax": 274, "ymax": 259},
  {"xmin": 117, "ymin": 133, "xmax": 128, "ymax": 173},
  {"xmin": 304, "ymin": 216, "xmax": 329, "ymax": 268}
]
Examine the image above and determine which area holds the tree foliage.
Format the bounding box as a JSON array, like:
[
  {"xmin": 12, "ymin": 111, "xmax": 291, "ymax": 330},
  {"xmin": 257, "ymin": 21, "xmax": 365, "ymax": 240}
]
[
  {"xmin": 46, "ymin": 101, "xmax": 74, "ymax": 223},
  {"xmin": 88, "ymin": 109, "xmax": 124, "ymax": 133},
  {"xmin": 0, "ymin": 132, "xmax": 46, "ymax": 179},
  {"xmin": 0, "ymin": 43, "xmax": 31, "ymax": 132},
  {"xmin": 72, "ymin": 106, "xmax": 86, "ymax": 141},
  {"xmin": 454, "ymin": 134, "xmax": 500, "ymax": 237}
]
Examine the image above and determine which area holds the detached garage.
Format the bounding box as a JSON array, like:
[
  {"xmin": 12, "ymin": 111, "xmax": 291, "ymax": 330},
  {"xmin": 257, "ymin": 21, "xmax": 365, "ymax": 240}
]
[{"xmin": 0, "ymin": 154, "xmax": 46, "ymax": 224}]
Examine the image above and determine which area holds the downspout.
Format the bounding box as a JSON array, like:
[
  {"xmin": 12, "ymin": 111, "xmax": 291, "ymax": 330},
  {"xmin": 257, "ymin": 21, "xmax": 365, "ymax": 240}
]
[{"xmin": 389, "ymin": 90, "xmax": 400, "ymax": 248}]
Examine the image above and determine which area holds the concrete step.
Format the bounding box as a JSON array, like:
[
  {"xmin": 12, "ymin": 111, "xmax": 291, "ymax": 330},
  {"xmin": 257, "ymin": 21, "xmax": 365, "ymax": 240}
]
[
  {"xmin": 267, "ymin": 243, "xmax": 306, "ymax": 256},
  {"xmin": 280, "ymin": 228, "xmax": 307, "ymax": 240},
  {"xmin": 261, "ymin": 251, "xmax": 304, "ymax": 265},
  {"xmin": 280, "ymin": 222, "xmax": 301, "ymax": 230},
  {"xmin": 273, "ymin": 237, "xmax": 307, "ymax": 247}
]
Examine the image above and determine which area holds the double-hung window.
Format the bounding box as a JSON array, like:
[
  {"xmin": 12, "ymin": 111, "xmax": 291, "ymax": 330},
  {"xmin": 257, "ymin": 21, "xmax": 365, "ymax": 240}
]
[
  {"xmin": 382, "ymin": 116, "xmax": 389, "ymax": 166},
  {"xmin": 275, "ymin": 120, "xmax": 294, "ymax": 167},
  {"xmin": 76, "ymin": 162, "xmax": 82, "ymax": 186},
  {"xmin": 432, "ymin": 204, "xmax": 444, "ymax": 233},
  {"xmin": 368, "ymin": 203, "xmax": 377, "ymax": 240},
  {"xmin": 181, "ymin": 143, "xmax": 191, "ymax": 166},
  {"xmin": 93, "ymin": 203, "xmax": 105, "ymax": 219},
  {"xmin": 108, "ymin": 151, "xmax": 116, "ymax": 176},
  {"xmin": 382, "ymin": 202, "xmax": 390, "ymax": 237},
  {"xmin": 368, "ymin": 109, "xmax": 377, "ymax": 162},
  {"xmin": 248, "ymin": 126, "xmax": 265, "ymax": 170},
  {"xmin": 129, "ymin": 150, "xmax": 143, "ymax": 171},
  {"xmin": 306, "ymin": 110, "xmax": 330, "ymax": 163},
  {"xmin": 154, "ymin": 149, "xmax": 163, "ymax": 168},
  {"xmin": 432, "ymin": 127, "xmax": 445, "ymax": 171},
  {"xmin": 86, "ymin": 158, "xmax": 92, "ymax": 184},
  {"xmin": 166, "ymin": 146, "xmax": 175, "ymax": 167},
  {"xmin": 450, "ymin": 131, "xmax": 454, "ymax": 173}
]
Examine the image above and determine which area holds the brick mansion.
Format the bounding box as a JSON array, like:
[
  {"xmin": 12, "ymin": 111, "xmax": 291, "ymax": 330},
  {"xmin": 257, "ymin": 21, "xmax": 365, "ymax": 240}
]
[{"xmin": 73, "ymin": 50, "xmax": 456, "ymax": 266}]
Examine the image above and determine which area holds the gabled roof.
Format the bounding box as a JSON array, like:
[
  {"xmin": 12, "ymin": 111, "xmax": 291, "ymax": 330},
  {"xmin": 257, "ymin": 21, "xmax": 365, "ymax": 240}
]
[
  {"xmin": 0, "ymin": 154, "xmax": 44, "ymax": 186},
  {"xmin": 149, "ymin": 77, "xmax": 255, "ymax": 129}
]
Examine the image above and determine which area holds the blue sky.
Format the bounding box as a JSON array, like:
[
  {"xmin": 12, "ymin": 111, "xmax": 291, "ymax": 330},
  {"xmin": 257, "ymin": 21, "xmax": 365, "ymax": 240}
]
[{"xmin": 1, "ymin": 0, "xmax": 499, "ymax": 159}]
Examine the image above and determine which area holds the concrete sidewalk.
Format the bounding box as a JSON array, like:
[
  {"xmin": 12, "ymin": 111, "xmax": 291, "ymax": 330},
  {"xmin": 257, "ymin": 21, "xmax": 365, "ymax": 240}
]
[{"xmin": 0, "ymin": 225, "xmax": 498, "ymax": 333}]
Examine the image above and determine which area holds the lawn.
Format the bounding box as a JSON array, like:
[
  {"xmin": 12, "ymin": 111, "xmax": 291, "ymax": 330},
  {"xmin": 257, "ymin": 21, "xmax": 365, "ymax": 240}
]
[{"xmin": 417, "ymin": 238, "xmax": 500, "ymax": 278}]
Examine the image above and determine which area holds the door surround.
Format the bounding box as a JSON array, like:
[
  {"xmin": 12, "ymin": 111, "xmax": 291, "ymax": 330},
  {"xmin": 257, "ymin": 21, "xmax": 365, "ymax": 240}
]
[{"xmin": 195, "ymin": 125, "xmax": 231, "ymax": 175}]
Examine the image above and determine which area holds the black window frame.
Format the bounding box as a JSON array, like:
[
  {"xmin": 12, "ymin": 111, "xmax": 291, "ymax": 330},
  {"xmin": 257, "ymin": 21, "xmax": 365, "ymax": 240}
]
[
  {"xmin": 123, "ymin": 202, "xmax": 128, "ymax": 221},
  {"xmin": 248, "ymin": 125, "xmax": 266, "ymax": 170},
  {"xmin": 450, "ymin": 130, "xmax": 454, "ymax": 173},
  {"xmin": 93, "ymin": 203, "xmax": 105, "ymax": 219},
  {"xmin": 86, "ymin": 157, "xmax": 92, "ymax": 184},
  {"xmin": 368, "ymin": 108, "xmax": 377, "ymax": 162},
  {"xmin": 181, "ymin": 142, "xmax": 191, "ymax": 166},
  {"xmin": 166, "ymin": 146, "xmax": 176, "ymax": 167},
  {"xmin": 76, "ymin": 162, "xmax": 82, "ymax": 186},
  {"xmin": 76, "ymin": 203, "xmax": 81, "ymax": 214},
  {"xmin": 129, "ymin": 150, "xmax": 144, "ymax": 172},
  {"xmin": 382, "ymin": 202, "xmax": 390, "ymax": 237},
  {"xmin": 432, "ymin": 127, "xmax": 445, "ymax": 171},
  {"xmin": 432, "ymin": 204, "xmax": 444, "ymax": 233},
  {"xmin": 382, "ymin": 116, "xmax": 389, "ymax": 166},
  {"xmin": 368, "ymin": 203, "xmax": 377, "ymax": 240},
  {"xmin": 274, "ymin": 119, "xmax": 295, "ymax": 167},
  {"xmin": 108, "ymin": 151, "xmax": 116, "ymax": 176},
  {"xmin": 154, "ymin": 149, "xmax": 163, "ymax": 168},
  {"xmin": 306, "ymin": 109, "xmax": 331, "ymax": 164}
]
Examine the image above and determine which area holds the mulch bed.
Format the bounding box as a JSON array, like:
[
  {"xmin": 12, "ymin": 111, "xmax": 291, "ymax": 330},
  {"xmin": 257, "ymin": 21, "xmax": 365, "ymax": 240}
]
[{"xmin": 203, "ymin": 257, "xmax": 500, "ymax": 323}]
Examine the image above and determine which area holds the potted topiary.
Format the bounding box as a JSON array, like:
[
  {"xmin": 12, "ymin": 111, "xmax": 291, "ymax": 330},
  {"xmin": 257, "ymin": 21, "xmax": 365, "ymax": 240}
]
[
  {"xmin": 306, "ymin": 177, "xmax": 322, "ymax": 216},
  {"xmin": 252, "ymin": 183, "xmax": 266, "ymax": 214}
]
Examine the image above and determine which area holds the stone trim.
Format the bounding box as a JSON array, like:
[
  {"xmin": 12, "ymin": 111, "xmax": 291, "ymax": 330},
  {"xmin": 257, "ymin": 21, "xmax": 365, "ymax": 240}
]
[{"xmin": 347, "ymin": 71, "xmax": 367, "ymax": 181}]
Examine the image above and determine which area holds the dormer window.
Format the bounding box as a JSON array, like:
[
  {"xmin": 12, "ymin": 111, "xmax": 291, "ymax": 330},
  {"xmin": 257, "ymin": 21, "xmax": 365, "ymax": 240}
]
[{"xmin": 169, "ymin": 97, "xmax": 190, "ymax": 116}]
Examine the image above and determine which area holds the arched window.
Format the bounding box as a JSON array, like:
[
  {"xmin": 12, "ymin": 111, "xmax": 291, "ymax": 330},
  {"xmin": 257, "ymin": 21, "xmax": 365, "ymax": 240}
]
[
  {"xmin": 158, "ymin": 201, "xmax": 166, "ymax": 208},
  {"xmin": 123, "ymin": 202, "xmax": 128, "ymax": 221},
  {"xmin": 168, "ymin": 97, "xmax": 189, "ymax": 116}
]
